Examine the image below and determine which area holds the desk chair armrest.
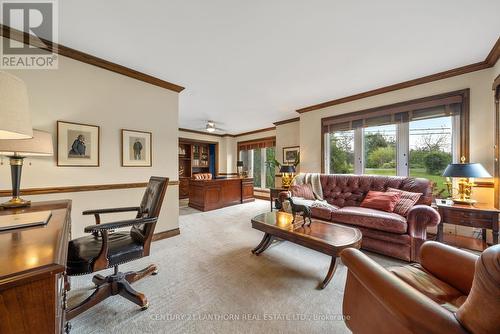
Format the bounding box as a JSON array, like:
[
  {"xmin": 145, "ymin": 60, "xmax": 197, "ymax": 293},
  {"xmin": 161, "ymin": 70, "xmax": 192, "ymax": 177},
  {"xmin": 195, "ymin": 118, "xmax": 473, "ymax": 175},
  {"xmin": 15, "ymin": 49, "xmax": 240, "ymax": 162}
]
[
  {"xmin": 84, "ymin": 217, "xmax": 157, "ymax": 233},
  {"xmin": 83, "ymin": 217, "xmax": 157, "ymax": 272},
  {"xmin": 83, "ymin": 206, "xmax": 142, "ymax": 216}
]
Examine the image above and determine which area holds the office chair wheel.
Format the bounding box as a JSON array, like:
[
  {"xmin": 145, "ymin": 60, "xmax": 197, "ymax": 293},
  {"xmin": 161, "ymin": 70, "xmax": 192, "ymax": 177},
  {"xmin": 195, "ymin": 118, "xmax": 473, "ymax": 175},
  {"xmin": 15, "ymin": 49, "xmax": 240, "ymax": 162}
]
[{"xmin": 141, "ymin": 303, "xmax": 149, "ymax": 311}]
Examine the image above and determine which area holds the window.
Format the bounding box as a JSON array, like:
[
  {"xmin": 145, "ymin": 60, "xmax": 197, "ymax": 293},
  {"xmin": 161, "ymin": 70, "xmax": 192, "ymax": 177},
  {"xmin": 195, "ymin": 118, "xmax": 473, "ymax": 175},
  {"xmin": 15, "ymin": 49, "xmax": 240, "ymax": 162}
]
[
  {"xmin": 322, "ymin": 90, "xmax": 469, "ymax": 196},
  {"xmin": 238, "ymin": 137, "xmax": 276, "ymax": 189}
]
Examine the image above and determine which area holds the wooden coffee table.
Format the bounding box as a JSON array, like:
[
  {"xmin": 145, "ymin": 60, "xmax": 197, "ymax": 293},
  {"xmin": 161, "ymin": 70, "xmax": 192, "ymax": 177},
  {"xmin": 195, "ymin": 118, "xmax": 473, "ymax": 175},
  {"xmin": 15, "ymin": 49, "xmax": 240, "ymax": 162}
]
[{"xmin": 251, "ymin": 211, "xmax": 362, "ymax": 289}]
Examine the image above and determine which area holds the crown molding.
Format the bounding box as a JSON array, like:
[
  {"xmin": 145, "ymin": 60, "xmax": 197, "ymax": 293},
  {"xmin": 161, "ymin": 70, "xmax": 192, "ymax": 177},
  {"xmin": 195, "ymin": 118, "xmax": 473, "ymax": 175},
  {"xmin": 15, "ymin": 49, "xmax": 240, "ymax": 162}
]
[
  {"xmin": 273, "ymin": 117, "xmax": 300, "ymax": 126},
  {"xmin": 0, "ymin": 24, "xmax": 185, "ymax": 93},
  {"xmin": 233, "ymin": 126, "xmax": 276, "ymax": 137},
  {"xmin": 178, "ymin": 128, "xmax": 226, "ymax": 137},
  {"xmin": 297, "ymin": 36, "xmax": 500, "ymax": 114}
]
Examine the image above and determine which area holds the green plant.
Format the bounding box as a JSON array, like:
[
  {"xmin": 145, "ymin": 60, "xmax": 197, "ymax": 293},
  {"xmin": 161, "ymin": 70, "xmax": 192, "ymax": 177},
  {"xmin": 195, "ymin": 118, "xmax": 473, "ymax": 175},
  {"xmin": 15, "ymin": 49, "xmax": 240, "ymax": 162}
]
[
  {"xmin": 424, "ymin": 151, "xmax": 452, "ymax": 175},
  {"xmin": 366, "ymin": 146, "xmax": 396, "ymax": 168}
]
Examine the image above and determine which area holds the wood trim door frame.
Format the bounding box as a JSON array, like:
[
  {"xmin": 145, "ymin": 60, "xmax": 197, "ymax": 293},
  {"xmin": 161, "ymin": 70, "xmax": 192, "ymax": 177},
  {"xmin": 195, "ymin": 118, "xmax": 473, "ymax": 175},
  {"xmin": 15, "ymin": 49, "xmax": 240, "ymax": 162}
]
[
  {"xmin": 321, "ymin": 89, "xmax": 470, "ymax": 173},
  {"xmin": 493, "ymin": 74, "xmax": 500, "ymax": 209}
]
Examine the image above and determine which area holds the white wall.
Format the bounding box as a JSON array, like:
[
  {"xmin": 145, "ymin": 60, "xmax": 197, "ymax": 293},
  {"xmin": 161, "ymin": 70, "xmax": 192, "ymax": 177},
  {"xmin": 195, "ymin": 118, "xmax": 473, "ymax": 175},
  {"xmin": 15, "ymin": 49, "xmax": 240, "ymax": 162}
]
[{"xmin": 0, "ymin": 45, "xmax": 180, "ymax": 238}]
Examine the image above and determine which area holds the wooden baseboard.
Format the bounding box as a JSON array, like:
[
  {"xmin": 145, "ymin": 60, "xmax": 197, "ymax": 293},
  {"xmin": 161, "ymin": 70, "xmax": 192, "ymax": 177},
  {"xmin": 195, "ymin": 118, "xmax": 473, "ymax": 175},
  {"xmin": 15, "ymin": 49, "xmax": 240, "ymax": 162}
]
[
  {"xmin": 153, "ymin": 228, "xmax": 180, "ymax": 241},
  {"xmin": 254, "ymin": 194, "xmax": 270, "ymax": 200}
]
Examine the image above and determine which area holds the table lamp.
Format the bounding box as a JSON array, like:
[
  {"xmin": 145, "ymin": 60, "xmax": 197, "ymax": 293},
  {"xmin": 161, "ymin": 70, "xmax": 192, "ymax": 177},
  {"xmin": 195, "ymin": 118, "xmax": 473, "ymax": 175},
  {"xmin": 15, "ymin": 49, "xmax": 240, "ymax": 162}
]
[
  {"xmin": 0, "ymin": 71, "xmax": 33, "ymax": 139},
  {"xmin": 237, "ymin": 160, "xmax": 244, "ymax": 177},
  {"xmin": 0, "ymin": 130, "xmax": 53, "ymax": 208},
  {"xmin": 280, "ymin": 165, "xmax": 296, "ymax": 189},
  {"xmin": 442, "ymin": 157, "xmax": 491, "ymax": 205}
]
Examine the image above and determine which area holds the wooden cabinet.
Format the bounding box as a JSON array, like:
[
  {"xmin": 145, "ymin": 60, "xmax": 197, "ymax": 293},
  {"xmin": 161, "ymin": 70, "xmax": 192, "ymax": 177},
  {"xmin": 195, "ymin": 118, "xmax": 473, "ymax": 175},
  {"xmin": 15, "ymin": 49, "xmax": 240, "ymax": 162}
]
[{"xmin": 0, "ymin": 200, "xmax": 72, "ymax": 334}]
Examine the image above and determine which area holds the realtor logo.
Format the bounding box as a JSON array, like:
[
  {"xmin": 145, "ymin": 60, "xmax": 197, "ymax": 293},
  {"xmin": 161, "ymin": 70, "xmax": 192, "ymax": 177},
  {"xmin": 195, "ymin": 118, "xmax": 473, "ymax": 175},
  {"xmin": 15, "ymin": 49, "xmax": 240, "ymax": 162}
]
[{"xmin": 1, "ymin": 0, "xmax": 58, "ymax": 69}]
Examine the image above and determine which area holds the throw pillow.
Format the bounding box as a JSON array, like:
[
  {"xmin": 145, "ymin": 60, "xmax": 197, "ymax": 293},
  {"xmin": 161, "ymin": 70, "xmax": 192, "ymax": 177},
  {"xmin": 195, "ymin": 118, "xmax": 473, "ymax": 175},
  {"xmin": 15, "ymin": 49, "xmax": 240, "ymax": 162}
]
[
  {"xmin": 387, "ymin": 187, "xmax": 422, "ymax": 217},
  {"xmin": 290, "ymin": 184, "xmax": 315, "ymax": 200},
  {"xmin": 360, "ymin": 190, "xmax": 401, "ymax": 213}
]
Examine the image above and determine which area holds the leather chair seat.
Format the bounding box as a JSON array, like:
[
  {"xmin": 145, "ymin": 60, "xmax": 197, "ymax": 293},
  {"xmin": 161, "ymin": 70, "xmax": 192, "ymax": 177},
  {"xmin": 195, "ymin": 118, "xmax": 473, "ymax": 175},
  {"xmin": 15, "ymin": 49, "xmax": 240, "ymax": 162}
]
[
  {"xmin": 389, "ymin": 263, "xmax": 467, "ymax": 311},
  {"xmin": 67, "ymin": 232, "xmax": 144, "ymax": 275},
  {"xmin": 332, "ymin": 206, "xmax": 407, "ymax": 234}
]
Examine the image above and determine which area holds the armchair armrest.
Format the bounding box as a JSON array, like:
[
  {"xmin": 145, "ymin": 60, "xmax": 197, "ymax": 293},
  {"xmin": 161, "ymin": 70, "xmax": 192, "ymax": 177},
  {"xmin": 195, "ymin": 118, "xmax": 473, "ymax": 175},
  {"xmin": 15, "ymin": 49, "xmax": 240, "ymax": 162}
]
[
  {"xmin": 82, "ymin": 206, "xmax": 142, "ymax": 216},
  {"xmin": 84, "ymin": 217, "xmax": 157, "ymax": 233},
  {"xmin": 340, "ymin": 248, "xmax": 468, "ymax": 334},
  {"xmin": 419, "ymin": 241, "xmax": 477, "ymax": 295}
]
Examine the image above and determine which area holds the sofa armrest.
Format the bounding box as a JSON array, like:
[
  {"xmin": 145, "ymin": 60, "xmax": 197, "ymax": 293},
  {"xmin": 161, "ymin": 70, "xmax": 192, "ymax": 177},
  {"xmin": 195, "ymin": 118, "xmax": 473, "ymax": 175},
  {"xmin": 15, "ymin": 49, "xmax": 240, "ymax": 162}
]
[
  {"xmin": 407, "ymin": 205, "xmax": 440, "ymax": 238},
  {"xmin": 340, "ymin": 248, "xmax": 468, "ymax": 334},
  {"xmin": 420, "ymin": 241, "xmax": 477, "ymax": 295}
]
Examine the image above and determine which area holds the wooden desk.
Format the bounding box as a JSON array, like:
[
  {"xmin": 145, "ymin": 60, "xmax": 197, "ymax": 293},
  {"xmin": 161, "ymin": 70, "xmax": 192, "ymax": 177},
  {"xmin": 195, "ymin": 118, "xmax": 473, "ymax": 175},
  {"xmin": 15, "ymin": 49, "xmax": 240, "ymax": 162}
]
[
  {"xmin": 0, "ymin": 200, "xmax": 72, "ymax": 334},
  {"xmin": 189, "ymin": 178, "xmax": 254, "ymax": 211},
  {"xmin": 436, "ymin": 202, "xmax": 499, "ymax": 249}
]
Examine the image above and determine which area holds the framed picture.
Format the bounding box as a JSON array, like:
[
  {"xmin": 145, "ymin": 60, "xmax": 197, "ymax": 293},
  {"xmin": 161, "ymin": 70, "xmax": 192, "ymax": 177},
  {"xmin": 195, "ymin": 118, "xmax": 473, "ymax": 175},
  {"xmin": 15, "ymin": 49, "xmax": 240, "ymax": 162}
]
[
  {"xmin": 121, "ymin": 129, "xmax": 152, "ymax": 167},
  {"xmin": 57, "ymin": 121, "xmax": 100, "ymax": 167},
  {"xmin": 283, "ymin": 146, "xmax": 300, "ymax": 164}
]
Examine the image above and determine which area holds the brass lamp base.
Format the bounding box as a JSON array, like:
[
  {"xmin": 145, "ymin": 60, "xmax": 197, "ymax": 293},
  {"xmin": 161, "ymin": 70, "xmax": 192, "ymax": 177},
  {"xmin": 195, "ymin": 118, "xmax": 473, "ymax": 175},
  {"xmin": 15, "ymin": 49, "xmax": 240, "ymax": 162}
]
[
  {"xmin": 0, "ymin": 197, "xmax": 31, "ymax": 208},
  {"xmin": 451, "ymin": 198, "xmax": 477, "ymax": 205}
]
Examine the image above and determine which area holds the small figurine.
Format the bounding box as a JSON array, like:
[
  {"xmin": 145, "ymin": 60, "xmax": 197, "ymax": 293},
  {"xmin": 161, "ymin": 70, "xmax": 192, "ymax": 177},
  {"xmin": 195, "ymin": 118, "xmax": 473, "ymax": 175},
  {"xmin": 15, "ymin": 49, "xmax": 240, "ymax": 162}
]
[{"xmin": 287, "ymin": 197, "xmax": 312, "ymax": 227}]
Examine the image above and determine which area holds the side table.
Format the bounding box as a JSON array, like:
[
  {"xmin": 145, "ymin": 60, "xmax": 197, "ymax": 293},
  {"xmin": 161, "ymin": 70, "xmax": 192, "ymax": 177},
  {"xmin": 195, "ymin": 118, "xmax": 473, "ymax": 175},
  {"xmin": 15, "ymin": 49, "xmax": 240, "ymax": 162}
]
[
  {"xmin": 269, "ymin": 187, "xmax": 288, "ymax": 212},
  {"xmin": 436, "ymin": 202, "xmax": 499, "ymax": 247}
]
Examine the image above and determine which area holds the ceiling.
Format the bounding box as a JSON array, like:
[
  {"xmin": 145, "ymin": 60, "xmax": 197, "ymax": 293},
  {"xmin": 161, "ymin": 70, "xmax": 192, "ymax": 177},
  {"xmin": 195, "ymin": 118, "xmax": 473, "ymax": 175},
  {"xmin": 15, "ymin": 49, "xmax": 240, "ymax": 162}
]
[{"xmin": 17, "ymin": 1, "xmax": 500, "ymax": 134}]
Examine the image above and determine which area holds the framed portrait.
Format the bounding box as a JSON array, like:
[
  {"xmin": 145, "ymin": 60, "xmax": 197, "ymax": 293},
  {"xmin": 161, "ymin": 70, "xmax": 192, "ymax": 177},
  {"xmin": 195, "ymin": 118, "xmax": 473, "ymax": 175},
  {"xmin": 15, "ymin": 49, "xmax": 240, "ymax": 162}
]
[
  {"xmin": 121, "ymin": 129, "xmax": 152, "ymax": 167},
  {"xmin": 57, "ymin": 121, "xmax": 100, "ymax": 167},
  {"xmin": 283, "ymin": 146, "xmax": 300, "ymax": 164}
]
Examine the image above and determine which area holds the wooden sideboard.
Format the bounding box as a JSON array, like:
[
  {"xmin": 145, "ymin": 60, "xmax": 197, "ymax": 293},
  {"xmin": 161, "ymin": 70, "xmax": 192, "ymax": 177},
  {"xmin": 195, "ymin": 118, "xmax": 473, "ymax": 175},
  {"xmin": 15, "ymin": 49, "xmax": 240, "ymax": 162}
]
[
  {"xmin": 189, "ymin": 178, "xmax": 254, "ymax": 211},
  {"xmin": 0, "ymin": 200, "xmax": 72, "ymax": 334}
]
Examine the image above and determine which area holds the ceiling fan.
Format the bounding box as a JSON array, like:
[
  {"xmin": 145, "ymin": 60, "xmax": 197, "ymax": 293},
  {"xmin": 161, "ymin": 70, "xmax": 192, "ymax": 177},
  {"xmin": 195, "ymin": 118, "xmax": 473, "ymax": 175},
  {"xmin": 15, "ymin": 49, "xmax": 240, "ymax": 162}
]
[{"xmin": 202, "ymin": 120, "xmax": 226, "ymax": 133}]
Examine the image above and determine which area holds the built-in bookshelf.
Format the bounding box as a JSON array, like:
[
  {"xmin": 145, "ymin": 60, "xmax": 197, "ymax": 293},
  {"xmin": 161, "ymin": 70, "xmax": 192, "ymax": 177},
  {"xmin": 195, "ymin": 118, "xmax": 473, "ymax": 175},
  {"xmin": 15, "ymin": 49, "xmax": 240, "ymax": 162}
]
[{"xmin": 178, "ymin": 140, "xmax": 213, "ymax": 198}]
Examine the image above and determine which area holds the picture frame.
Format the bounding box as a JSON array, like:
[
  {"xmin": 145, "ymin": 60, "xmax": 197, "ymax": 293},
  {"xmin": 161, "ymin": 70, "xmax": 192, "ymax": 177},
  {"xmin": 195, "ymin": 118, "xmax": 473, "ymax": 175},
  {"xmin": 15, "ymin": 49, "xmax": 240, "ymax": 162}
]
[
  {"xmin": 283, "ymin": 146, "xmax": 300, "ymax": 165},
  {"xmin": 57, "ymin": 121, "xmax": 100, "ymax": 167},
  {"xmin": 121, "ymin": 129, "xmax": 152, "ymax": 167}
]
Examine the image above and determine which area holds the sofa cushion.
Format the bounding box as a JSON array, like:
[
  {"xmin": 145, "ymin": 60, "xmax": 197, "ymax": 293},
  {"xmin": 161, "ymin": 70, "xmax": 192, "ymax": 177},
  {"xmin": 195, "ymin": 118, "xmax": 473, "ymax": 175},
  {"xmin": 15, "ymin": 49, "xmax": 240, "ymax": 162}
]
[
  {"xmin": 387, "ymin": 187, "xmax": 422, "ymax": 217},
  {"xmin": 331, "ymin": 206, "xmax": 407, "ymax": 234},
  {"xmin": 389, "ymin": 263, "xmax": 466, "ymax": 311},
  {"xmin": 290, "ymin": 184, "xmax": 315, "ymax": 200},
  {"xmin": 360, "ymin": 191, "xmax": 401, "ymax": 212}
]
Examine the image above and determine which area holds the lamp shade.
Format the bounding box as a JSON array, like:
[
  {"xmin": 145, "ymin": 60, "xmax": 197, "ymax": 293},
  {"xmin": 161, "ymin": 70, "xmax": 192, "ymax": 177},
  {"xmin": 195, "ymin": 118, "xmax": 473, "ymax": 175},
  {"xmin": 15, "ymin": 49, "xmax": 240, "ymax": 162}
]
[
  {"xmin": 237, "ymin": 160, "xmax": 244, "ymax": 167},
  {"xmin": 442, "ymin": 163, "xmax": 491, "ymax": 178},
  {"xmin": 0, "ymin": 129, "xmax": 53, "ymax": 156},
  {"xmin": 280, "ymin": 165, "xmax": 296, "ymax": 173},
  {"xmin": 0, "ymin": 72, "xmax": 33, "ymax": 139}
]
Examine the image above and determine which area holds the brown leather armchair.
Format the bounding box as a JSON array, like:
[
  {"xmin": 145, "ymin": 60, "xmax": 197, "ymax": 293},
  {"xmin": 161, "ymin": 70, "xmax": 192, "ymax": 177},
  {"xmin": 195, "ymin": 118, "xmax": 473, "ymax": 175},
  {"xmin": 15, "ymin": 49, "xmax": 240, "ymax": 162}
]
[{"xmin": 340, "ymin": 241, "xmax": 499, "ymax": 334}]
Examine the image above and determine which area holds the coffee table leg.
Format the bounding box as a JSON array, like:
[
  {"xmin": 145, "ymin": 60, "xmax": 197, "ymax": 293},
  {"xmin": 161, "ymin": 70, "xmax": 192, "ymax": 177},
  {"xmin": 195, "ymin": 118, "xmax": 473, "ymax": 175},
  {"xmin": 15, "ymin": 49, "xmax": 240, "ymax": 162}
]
[
  {"xmin": 252, "ymin": 233, "xmax": 271, "ymax": 254},
  {"xmin": 318, "ymin": 257, "xmax": 338, "ymax": 290},
  {"xmin": 253, "ymin": 234, "xmax": 274, "ymax": 255}
]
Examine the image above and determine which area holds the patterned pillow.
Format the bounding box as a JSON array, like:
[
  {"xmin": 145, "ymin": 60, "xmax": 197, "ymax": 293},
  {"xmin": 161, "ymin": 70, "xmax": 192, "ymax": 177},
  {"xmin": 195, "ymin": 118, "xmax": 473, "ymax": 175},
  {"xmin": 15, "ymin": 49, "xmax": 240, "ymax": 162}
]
[
  {"xmin": 360, "ymin": 191, "xmax": 401, "ymax": 212},
  {"xmin": 387, "ymin": 187, "xmax": 422, "ymax": 217},
  {"xmin": 290, "ymin": 184, "xmax": 315, "ymax": 200}
]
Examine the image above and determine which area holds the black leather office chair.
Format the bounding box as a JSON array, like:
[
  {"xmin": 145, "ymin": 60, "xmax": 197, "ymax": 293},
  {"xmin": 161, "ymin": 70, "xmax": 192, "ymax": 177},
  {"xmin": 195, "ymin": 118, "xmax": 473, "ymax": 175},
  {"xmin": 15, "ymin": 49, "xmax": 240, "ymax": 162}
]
[{"xmin": 66, "ymin": 176, "xmax": 168, "ymax": 320}]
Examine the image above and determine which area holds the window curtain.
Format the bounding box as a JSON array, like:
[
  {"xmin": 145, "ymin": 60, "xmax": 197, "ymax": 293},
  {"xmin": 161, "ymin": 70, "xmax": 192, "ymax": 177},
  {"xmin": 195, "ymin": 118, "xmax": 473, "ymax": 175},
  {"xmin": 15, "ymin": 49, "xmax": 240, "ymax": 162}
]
[{"xmin": 237, "ymin": 137, "xmax": 276, "ymax": 152}]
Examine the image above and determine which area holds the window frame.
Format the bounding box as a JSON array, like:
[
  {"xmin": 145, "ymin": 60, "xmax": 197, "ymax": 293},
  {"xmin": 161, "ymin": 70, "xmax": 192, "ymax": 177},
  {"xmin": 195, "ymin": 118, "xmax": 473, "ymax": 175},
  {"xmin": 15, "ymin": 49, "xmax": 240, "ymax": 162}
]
[
  {"xmin": 321, "ymin": 89, "xmax": 470, "ymax": 174},
  {"xmin": 237, "ymin": 136, "xmax": 276, "ymax": 189}
]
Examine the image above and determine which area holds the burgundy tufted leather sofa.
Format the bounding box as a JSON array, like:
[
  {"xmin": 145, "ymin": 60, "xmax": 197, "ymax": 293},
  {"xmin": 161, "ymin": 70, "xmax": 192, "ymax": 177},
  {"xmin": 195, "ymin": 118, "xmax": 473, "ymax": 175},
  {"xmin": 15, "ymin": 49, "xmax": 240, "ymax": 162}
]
[{"xmin": 280, "ymin": 174, "xmax": 440, "ymax": 262}]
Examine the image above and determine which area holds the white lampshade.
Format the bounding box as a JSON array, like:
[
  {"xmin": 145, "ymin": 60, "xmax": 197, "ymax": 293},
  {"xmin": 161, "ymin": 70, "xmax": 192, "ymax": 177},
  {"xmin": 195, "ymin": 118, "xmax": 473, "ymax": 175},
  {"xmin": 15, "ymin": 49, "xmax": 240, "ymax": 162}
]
[
  {"xmin": 0, "ymin": 71, "xmax": 33, "ymax": 139},
  {"xmin": 0, "ymin": 129, "xmax": 53, "ymax": 156}
]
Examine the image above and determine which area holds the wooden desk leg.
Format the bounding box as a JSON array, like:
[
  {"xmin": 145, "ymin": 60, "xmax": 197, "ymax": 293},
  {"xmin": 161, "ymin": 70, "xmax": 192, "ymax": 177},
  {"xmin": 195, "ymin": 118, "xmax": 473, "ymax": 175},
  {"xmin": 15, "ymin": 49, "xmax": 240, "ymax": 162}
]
[
  {"xmin": 493, "ymin": 220, "xmax": 499, "ymax": 245},
  {"xmin": 437, "ymin": 222, "xmax": 444, "ymax": 242},
  {"xmin": 319, "ymin": 257, "xmax": 338, "ymax": 290},
  {"xmin": 270, "ymin": 197, "xmax": 273, "ymax": 212},
  {"xmin": 482, "ymin": 229, "xmax": 487, "ymax": 244}
]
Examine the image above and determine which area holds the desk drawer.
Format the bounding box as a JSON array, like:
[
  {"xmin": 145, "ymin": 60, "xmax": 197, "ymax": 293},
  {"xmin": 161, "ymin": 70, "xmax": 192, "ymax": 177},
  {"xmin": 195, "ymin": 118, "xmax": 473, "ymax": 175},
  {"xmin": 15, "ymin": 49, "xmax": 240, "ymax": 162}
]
[{"xmin": 442, "ymin": 210, "xmax": 494, "ymax": 228}]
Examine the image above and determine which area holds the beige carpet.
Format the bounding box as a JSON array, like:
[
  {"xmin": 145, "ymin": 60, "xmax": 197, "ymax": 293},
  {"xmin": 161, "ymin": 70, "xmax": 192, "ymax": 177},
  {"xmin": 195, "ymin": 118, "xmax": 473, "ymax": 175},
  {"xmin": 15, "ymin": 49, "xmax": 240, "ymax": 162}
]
[{"xmin": 69, "ymin": 199, "xmax": 403, "ymax": 334}]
